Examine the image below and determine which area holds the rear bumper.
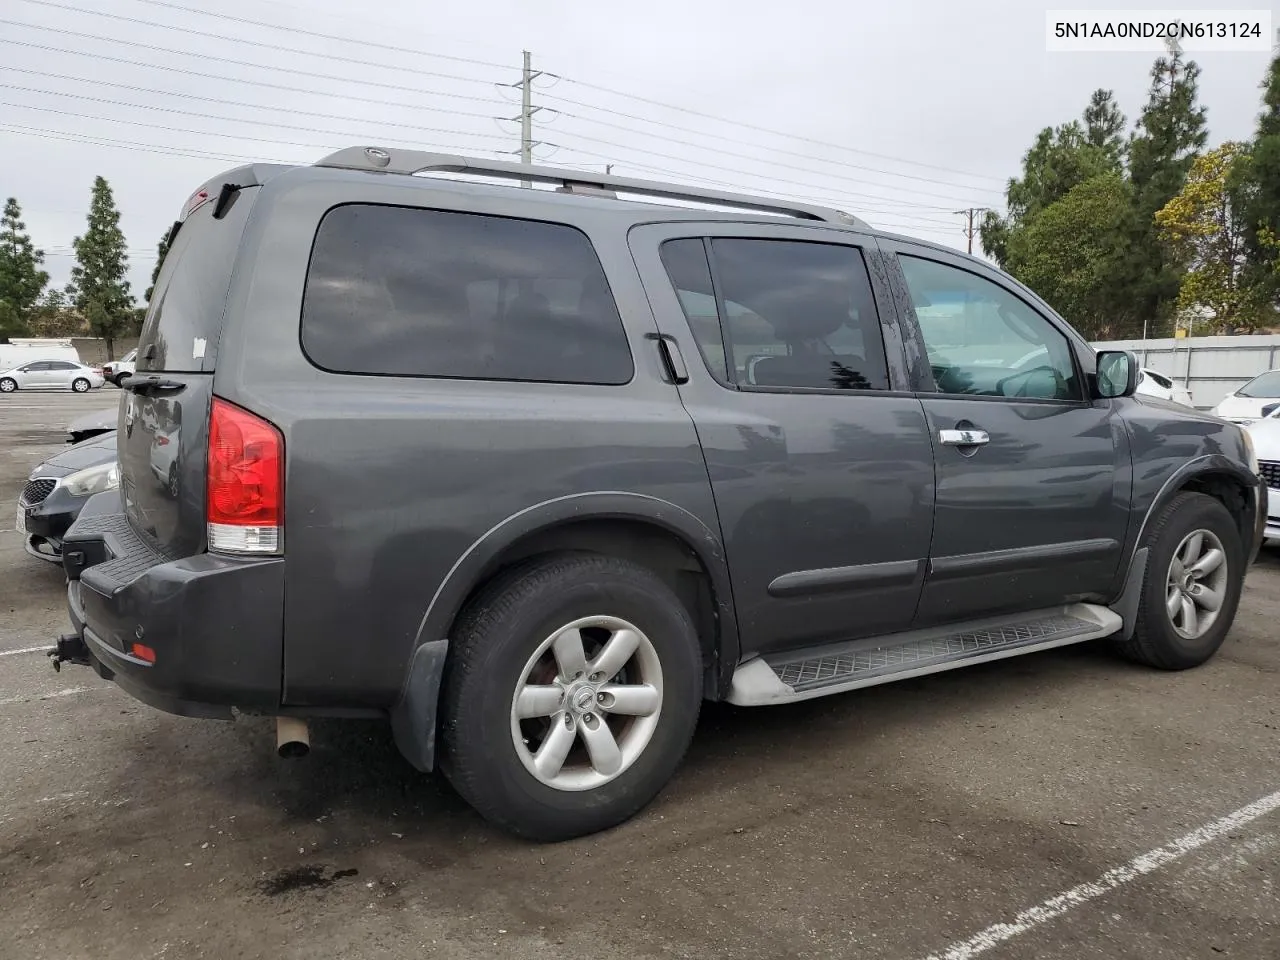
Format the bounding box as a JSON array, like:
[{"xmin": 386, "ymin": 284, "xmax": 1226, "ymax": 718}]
[{"xmin": 60, "ymin": 491, "xmax": 284, "ymax": 719}]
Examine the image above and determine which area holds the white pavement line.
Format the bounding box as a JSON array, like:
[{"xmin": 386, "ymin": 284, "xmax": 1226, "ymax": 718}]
[
  {"xmin": 0, "ymin": 686, "xmax": 92, "ymax": 707},
  {"xmin": 923, "ymin": 789, "xmax": 1280, "ymax": 960},
  {"xmin": 0, "ymin": 645, "xmax": 50, "ymax": 658}
]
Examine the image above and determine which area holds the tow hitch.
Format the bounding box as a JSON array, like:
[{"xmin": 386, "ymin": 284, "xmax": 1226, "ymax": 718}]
[{"xmin": 48, "ymin": 633, "xmax": 91, "ymax": 672}]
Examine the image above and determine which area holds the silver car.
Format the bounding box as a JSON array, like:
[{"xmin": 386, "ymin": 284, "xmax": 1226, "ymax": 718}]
[{"xmin": 0, "ymin": 359, "xmax": 105, "ymax": 393}]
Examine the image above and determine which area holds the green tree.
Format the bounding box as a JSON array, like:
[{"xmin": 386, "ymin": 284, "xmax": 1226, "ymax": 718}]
[
  {"xmin": 69, "ymin": 176, "xmax": 133, "ymax": 358},
  {"xmin": 1005, "ymin": 173, "xmax": 1133, "ymax": 340},
  {"xmin": 981, "ymin": 103, "xmax": 1122, "ymax": 267},
  {"xmin": 144, "ymin": 227, "xmax": 171, "ymax": 304},
  {"xmin": 0, "ymin": 197, "xmax": 49, "ymax": 333},
  {"xmin": 1156, "ymin": 142, "xmax": 1262, "ymax": 333},
  {"xmin": 1232, "ymin": 52, "xmax": 1280, "ymax": 305},
  {"xmin": 27, "ymin": 288, "xmax": 85, "ymax": 338},
  {"xmin": 1083, "ymin": 89, "xmax": 1128, "ymax": 166},
  {"xmin": 1123, "ymin": 39, "xmax": 1209, "ymax": 332}
]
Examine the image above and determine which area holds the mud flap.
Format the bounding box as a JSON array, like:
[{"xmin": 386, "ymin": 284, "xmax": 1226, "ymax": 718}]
[
  {"xmin": 389, "ymin": 639, "xmax": 449, "ymax": 773},
  {"xmin": 1111, "ymin": 547, "xmax": 1149, "ymax": 642}
]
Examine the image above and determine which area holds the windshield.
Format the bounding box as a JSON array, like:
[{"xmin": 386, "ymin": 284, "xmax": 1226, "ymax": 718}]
[{"xmin": 1238, "ymin": 371, "xmax": 1280, "ymax": 398}]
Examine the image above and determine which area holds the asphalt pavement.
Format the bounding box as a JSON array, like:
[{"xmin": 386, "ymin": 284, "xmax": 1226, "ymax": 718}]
[{"xmin": 1, "ymin": 389, "xmax": 1278, "ymax": 960}]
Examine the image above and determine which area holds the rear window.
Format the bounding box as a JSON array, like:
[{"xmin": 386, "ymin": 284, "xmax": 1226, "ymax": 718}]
[
  {"xmin": 137, "ymin": 187, "xmax": 257, "ymax": 373},
  {"xmin": 300, "ymin": 204, "xmax": 633, "ymax": 385}
]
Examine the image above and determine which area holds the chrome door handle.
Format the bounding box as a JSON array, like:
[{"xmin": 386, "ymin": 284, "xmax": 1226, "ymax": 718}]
[{"xmin": 939, "ymin": 428, "xmax": 989, "ymax": 446}]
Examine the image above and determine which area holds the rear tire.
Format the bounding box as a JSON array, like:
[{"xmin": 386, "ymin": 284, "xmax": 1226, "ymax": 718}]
[
  {"xmin": 440, "ymin": 554, "xmax": 703, "ymax": 842},
  {"xmin": 0, "ymin": 378, "xmax": 15, "ymax": 393},
  {"xmin": 1114, "ymin": 491, "xmax": 1244, "ymax": 670},
  {"xmin": 71, "ymin": 378, "xmax": 90, "ymax": 393}
]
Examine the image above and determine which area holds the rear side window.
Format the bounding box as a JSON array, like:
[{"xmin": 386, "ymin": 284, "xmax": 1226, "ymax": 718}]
[
  {"xmin": 301, "ymin": 204, "xmax": 633, "ymax": 385},
  {"xmin": 138, "ymin": 186, "xmax": 257, "ymax": 373}
]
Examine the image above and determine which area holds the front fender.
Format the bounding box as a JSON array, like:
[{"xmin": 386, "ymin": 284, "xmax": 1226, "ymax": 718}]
[{"xmin": 1135, "ymin": 454, "xmax": 1261, "ymax": 550}]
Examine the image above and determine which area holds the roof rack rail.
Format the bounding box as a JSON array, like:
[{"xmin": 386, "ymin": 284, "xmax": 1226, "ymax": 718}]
[{"xmin": 315, "ymin": 146, "xmax": 867, "ymax": 228}]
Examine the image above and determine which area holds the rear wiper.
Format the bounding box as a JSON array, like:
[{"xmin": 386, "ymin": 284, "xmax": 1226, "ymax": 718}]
[{"xmin": 122, "ymin": 375, "xmax": 186, "ymax": 395}]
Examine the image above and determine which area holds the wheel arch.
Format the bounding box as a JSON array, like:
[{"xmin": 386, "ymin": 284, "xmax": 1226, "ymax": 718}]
[
  {"xmin": 1136, "ymin": 456, "xmax": 1261, "ymax": 554},
  {"xmin": 1111, "ymin": 457, "xmax": 1260, "ymax": 641},
  {"xmin": 413, "ymin": 493, "xmax": 739, "ymax": 701}
]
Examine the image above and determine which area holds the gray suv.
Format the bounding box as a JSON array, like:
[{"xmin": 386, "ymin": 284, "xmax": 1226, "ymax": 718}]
[{"xmin": 52, "ymin": 147, "xmax": 1264, "ymax": 842}]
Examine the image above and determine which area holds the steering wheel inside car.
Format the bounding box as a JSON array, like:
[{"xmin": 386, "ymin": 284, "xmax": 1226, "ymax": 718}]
[{"xmin": 995, "ymin": 364, "xmax": 1067, "ymax": 399}]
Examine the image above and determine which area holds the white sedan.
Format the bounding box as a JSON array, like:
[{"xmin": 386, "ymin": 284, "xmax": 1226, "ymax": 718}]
[
  {"xmin": 1211, "ymin": 370, "xmax": 1280, "ymax": 424},
  {"xmin": 1246, "ymin": 410, "xmax": 1280, "ymax": 541},
  {"xmin": 0, "ymin": 359, "xmax": 105, "ymax": 393},
  {"xmin": 1136, "ymin": 368, "xmax": 1194, "ymax": 407}
]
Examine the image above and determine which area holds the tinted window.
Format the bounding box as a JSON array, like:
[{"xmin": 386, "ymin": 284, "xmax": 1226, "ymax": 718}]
[
  {"xmin": 659, "ymin": 239, "xmax": 729, "ymax": 381},
  {"xmin": 48, "ymin": 361, "xmax": 79, "ymax": 370},
  {"xmin": 661, "ymin": 237, "xmax": 889, "ymax": 391},
  {"xmin": 301, "ymin": 204, "xmax": 633, "ymax": 385},
  {"xmin": 901, "ymin": 255, "xmax": 1080, "ymax": 401},
  {"xmin": 138, "ymin": 186, "xmax": 257, "ymax": 372},
  {"xmin": 22, "ymin": 362, "xmax": 48, "ymax": 371}
]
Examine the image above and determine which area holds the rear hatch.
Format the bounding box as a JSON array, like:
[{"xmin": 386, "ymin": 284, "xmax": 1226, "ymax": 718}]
[{"xmin": 118, "ymin": 182, "xmax": 260, "ymax": 558}]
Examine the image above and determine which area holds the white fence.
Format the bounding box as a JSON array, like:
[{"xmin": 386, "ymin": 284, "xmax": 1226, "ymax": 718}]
[{"xmin": 1092, "ymin": 335, "xmax": 1280, "ymax": 410}]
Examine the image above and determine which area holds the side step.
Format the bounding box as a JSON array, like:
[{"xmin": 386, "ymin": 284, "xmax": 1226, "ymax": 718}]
[{"xmin": 727, "ymin": 604, "xmax": 1122, "ymax": 706}]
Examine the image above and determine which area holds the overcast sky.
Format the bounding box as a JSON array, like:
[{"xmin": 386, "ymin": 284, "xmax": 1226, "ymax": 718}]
[{"xmin": 1, "ymin": 0, "xmax": 1274, "ymax": 298}]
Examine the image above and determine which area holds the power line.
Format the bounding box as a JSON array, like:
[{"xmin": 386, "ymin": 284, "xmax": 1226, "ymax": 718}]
[
  {"xmin": 545, "ymin": 98, "xmax": 1006, "ymax": 192},
  {"xmin": 0, "ymin": 67, "xmax": 499, "ymax": 128},
  {"xmin": 0, "ymin": 121, "xmax": 290, "ymax": 165},
  {"xmin": 17, "ymin": 1, "xmax": 504, "ymax": 87},
  {"xmin": 14, "ymin": 3, "xmax": 1005, "ymax": 196},
  {"xmin": 0, "ymin": 99, "xmax": 510, "ymax": 156},
  {"xmin": 549, "ymin": 129, "xmax": 992, "ymax": 207},
  {"xmin": 1, "ymin": 25, "xmax": 993, "ymax": 209},
  {"xmin": 4, "ymin": 17, "xmax": 1001, "ymax": 206},
  {"xmin": 548, "ymin": 110, "xmax": 1003, "ymax": 197},
  {"xmin": 128, "ymin": 0, "xmax": 511, "ymax": 71},
  {"xmin": 0, "ymin": 28, "xmax": 508, "ymax": 106},
  {"xmin": 551, "ymin": 77, "xmax": 1006, "ymax": 185},
  {"xmin": 0, "ymin": 84, "xmax": 513, "ymax": 147},
  {"xmin": 34, "ymin": 0, "xmax": 1002, "ymax": 192}
]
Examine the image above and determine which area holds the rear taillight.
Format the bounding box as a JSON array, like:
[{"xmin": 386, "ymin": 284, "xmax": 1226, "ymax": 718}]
[{"xmin": 206, "ymin": 397, "xmax": 283, "ymax": 555}]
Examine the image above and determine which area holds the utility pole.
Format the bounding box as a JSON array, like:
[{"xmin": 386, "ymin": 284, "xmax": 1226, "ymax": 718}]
[
  {"xmin": 953, "ymin": 207, "xmax": 988, "ymax": 255},
  {"xmin": 502, "ymin": 50, "xmax": 545, "ymax": 186}
]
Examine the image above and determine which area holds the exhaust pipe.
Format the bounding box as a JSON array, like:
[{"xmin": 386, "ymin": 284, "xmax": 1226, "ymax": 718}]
[{"xmin": 276, "ymin": 717, "xmax": 310, "ymax": 759}]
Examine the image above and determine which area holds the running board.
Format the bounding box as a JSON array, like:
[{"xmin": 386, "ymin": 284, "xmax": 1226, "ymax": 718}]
[{"xmin": 727, "ymin": 604, "xmax": 1122, "ymax": 706}]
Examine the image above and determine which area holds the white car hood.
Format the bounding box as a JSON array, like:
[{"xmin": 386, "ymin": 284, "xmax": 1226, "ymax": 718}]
[{"xmin": 1214, "ymin": 394, "xmax": 1277, "ymax": 423}]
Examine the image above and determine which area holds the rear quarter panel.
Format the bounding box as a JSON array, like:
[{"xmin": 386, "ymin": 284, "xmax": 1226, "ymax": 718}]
[{"xmin": 214, "ymin": 170, "xmax": 722, "ymax": 707}]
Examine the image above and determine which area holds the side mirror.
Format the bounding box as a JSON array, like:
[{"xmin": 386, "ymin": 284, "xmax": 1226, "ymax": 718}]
[{"xmin": 1094, "ymin": 350, "xmax": 1139, "ymax": 399}]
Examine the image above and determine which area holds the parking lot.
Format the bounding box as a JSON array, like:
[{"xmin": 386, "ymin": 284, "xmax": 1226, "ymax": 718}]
[{"xmin": 0, "ymin": 390, "xmax": 1277, "ymax": 959}]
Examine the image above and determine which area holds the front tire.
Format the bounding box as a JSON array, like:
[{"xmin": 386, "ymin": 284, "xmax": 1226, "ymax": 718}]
[
  {"xmin": 0, "ymin": 378, "xmax": 16, "ymax": 393},
  {"xmin": 440, "ymin": 554, "xmax": 703, "ymax": 842},
  {"xmin": 71, "ymin": 378, "xmax": 90, "ymax": 393},
  {"xmin": 1116, "ymin": 491, "xmax": 1244, "ymax": 670}
]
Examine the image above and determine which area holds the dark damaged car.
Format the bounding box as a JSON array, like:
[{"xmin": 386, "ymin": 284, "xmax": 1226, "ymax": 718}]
[
  {"xmin": 52, "ymin": 147, "xmax": 1264, "ymax": 843},
  {"xmin": 18, "ymin": 431, "xmax": 118, "ymax": 561}
]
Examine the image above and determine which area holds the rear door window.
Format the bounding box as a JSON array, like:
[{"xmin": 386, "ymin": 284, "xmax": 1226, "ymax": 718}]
[
  {"xmin": 301, "ymin": 204, "xmax": 633, "ymax": 385},
  {"xmin": 659, "ymin": 236, "xmax": 890, "ymax": 391}
]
